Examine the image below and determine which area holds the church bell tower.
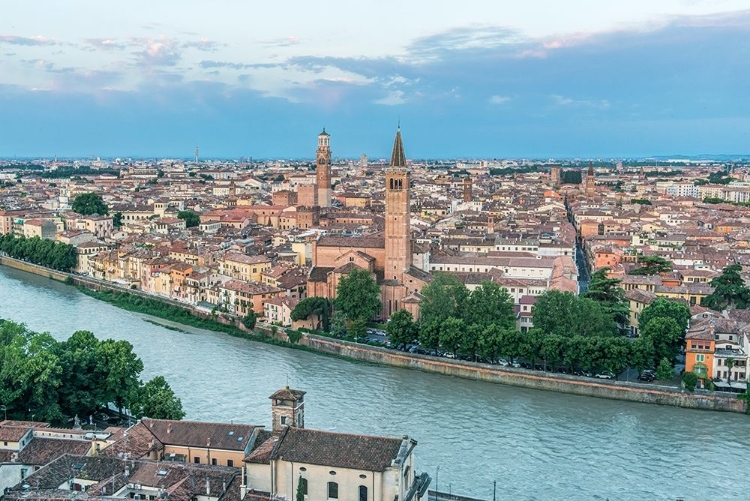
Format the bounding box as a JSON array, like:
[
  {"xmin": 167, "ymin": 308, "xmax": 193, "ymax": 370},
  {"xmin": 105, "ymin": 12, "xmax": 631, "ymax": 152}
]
[
  {"xmin": 316, "ymin": 128, "xmax": 332, "ymax": 208},
  {"xmin": 385, "ymin": 127, "xmax": 412, "ymax": 282}
]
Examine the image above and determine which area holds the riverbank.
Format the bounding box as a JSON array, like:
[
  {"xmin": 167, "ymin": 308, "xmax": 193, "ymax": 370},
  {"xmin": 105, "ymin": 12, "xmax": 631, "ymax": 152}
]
[{"xmin": 1, "ymin": 255, "xmax": 746, "ymax": 414}]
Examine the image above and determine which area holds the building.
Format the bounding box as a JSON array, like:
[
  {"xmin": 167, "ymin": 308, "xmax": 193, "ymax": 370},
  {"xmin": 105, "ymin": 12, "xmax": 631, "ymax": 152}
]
[
  {"xmin": 550, "ymin": 165, "xmax": 561, "ymax": 187},
  {"xmin": 585, "ymin": 162, "xmax": 595, "ymax": 196},
  {"xmin": 242, "ymin": 388, "xmax": 429, "ymax": 501},
  {"xmin": 3, "ymin": 388, "xmax": 430, "ymax": 501},
  {"xmin": 307, "ymin": 128, "xmax": 431, "ymax": 319},
  {"xmin": 462, "ymin": 176, "xmax": 472, "ymax": 202},
  {"xmin": 316, "ymin": 129, "xmax": 332, "ymax": 208}
]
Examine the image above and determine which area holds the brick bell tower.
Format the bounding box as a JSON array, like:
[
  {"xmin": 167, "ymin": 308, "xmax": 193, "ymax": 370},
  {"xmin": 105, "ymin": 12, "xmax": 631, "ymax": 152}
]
[
  {"xmin": 316, "ymin": 128, "xmax": 332, "ymax": 208},
  {"xmin": 385, "ymin": 126, "xmax": 412, "ymax": 282}
]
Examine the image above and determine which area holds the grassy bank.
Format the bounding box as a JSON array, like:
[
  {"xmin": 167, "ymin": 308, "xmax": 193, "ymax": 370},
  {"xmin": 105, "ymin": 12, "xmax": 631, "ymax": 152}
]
[
  {"xmin": 77, "ymin": 286, "xmax": 366, "ymax": 364},
  {"xmin": 143, "ymin": 319, "xmax": 189, "ymax": 333}
]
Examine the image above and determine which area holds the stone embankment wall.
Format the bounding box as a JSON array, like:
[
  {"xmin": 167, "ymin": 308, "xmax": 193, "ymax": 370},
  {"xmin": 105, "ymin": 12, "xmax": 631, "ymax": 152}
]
[{"xmin": 1, "ymin": 255, "xmax": 747, "ymax": 414}]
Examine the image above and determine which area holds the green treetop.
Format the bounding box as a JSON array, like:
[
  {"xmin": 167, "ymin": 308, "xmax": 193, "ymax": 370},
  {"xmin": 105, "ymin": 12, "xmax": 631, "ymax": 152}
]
[
  {"xmin": 704, "ymin": 264, "xmax": 750, "ymax": 311},
  {"xmin": 177, "ymin": 210, "xmax": 201, "ymax": 228},
  {"xmin": 628, "ymin": 255, "xmax": 672, "ymax": 276},
  {"xmin": 583, "ymin": 267, "xmax": 629, "ymax": 326},
  {"xmin": 334, "ymin": 268, "xmax": 382, "ymax": 324},
  {"xmin": 72, "ymin": 192, "xmax": 109, "ymax": 216}
]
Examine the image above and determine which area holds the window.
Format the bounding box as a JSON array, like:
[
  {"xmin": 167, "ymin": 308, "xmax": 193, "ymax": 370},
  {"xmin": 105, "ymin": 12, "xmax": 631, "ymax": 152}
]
[
  {"xmin": 300, "ymin": 478, "xmax": 308, "ymax": 495},
  {"xmin": 328, "ymin": 482, "xmax": 338, "ymax": 499},
  {"xmin": 212, "ymin": 458, "xmax": 217, "ymax": 466},
  {"xmin": 227, "ymin": 460, "xmax": 234, "ymax": 467},
  {"xmin": 696, "ymin": 354, "xmax": 705, "ymax": 362},
  {"xmin": 359, "ymin": 485, "xmax": 368, "ymax": 501},
  {"xmin": 194, "ymin": 457, "xmax": 200, "ymax": 464},
  {"xmin": 281, "ymin": 416, "xmax": 287, "ymax": 425}
]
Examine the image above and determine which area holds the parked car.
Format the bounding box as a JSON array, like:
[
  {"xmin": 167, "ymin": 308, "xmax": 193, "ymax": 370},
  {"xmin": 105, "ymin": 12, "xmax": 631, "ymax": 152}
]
[
  {"xmin": 595, "ymin": 372, "xmax": 615, "ymax": 379},
  {"xmin": 497, "ymin": 358, "xmax": 510, "ymax": 367},
  {"xmin": 443, "ymin": 352, "xmax": 456, "ymax": 359},
  {"xmin": 637, "ymin": 373, "xmax": 655, "ymax": 382}
]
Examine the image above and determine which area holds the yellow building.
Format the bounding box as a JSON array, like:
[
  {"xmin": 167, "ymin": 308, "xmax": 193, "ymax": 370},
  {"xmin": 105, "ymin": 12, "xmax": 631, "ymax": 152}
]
[{"xmin": 219, "ymin": 252, "xmax": 272, "ymax": 282}]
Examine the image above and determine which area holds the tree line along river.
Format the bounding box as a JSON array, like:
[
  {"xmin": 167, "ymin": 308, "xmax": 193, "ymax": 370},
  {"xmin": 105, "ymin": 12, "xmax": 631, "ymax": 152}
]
[{"xmin": 1, "ymin": 265, "xmax": 749, "ymax": 500}]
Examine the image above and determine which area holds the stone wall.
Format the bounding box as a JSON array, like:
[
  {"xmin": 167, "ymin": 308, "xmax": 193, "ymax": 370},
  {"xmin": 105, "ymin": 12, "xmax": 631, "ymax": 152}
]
[{"xmin": 291, "ymin": 332, "xmax": 748, "ymax": 414}]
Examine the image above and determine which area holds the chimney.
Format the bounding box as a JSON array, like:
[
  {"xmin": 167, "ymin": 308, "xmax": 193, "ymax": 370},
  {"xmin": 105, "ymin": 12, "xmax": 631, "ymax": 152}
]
[
  {"xmin": 207, "ymin": 437, "xmax": 211, "ymax": 447},
  {"xmin": 206, "ymin": 478, "xmax": 211, "ymax": 496},
  {"xmin": 166, "ymin": 423, "xmax": 172, "ymax": 434}
]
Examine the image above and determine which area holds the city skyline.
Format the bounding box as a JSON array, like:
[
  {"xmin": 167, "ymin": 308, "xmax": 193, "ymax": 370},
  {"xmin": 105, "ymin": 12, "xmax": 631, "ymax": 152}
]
[{"xmin": 2, "ymin": 1, "xmax": 750, "ymax": 158}]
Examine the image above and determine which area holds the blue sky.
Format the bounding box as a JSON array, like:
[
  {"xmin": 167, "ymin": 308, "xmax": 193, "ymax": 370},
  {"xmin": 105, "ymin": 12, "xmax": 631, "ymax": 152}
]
[{"xmin": 1, "ymin": 1, "xmax": 749, "ymax": 159}]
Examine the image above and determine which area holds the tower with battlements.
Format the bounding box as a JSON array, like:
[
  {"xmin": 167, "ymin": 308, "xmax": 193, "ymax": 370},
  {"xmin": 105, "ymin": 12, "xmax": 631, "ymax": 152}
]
[{"xmin": 316, "ymin": 129, "xmax": 332, "ymax": 208}]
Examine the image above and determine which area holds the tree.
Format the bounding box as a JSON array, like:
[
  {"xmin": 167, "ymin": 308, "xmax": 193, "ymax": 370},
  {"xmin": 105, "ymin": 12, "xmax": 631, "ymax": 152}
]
[
  {"xmin": 639, "ymin": 298, "xmax": 691, "ymax": 335},
  {"xmin": 132, "ymin": 376, "xmax": 185, "ymax": 420},
  {"xmin": 656, "ymin": 358, "xmax": 674, "ymax": 381},
  {"xmin": 464, "ymin": 281, "xmax": 515, "ymax": 331},
  {"xmin": 296, "ymin": 476, "xmax": 306, "ymax": 501},
  {"xmin": 519, "ymin": 329, "xmax": 544, "ymax": 367},
  {"xmin": 532, "ymin": 290, "xmax": 617, "ymax": 338},
  {"xmin": 583, "ymin": 268, "xmax": 629, "ymax": 326},
  {"xmin": 500, "ymin": 328, "xmax": 525, "ymax": 364},
  {"xmin": 72, "ymin": 193, "xmax": 108, "ymax": 215},
  {"xmin": 113, "ymin": 212, "xmax": 123, "ymax": 228},
  {"xmin": 290, "ymin": 297, "xmax": 331, "ymax": 331},
  {"xmin": 641, "ymin": 317, "xmax": 684, "ymax": 366},
  {"xmin": 419, "ymin": 273, "xmax": 469, "ymax": 326},
  {"xmin": 386, "ymin": 310, "xmax": 417, "ymax": 347},
  {"xmin": 330, "ymin": 310, "xmax": 347, "ymax": 338},
  {"xmin": 726, "ymin": 357, "xmax": 735, "ymax": 384},
  {"xmin": 348, "ymin": 318, "xmax": 367, "ymax": 342},
  {"xmin": 629, "ymin": 336, "xmax": 656, "ymax": 375},
  {"xmin": 242, "ymin": 311, "xmax": 257, "ymax": 330},
  {"xmin": 177, "ymin": 210, "xmax": 201, "ymax": 228},
  {"xmin": 628, "ymin": 255, "xmax": 672, "ymax": 276},
  {"xmin": 334, "ymin": 269, "xmax": 381, "ymax": 324},
  {"xmin": 681, "ymin": 371, "xmax": 698, "ymax": 392},
  {"xmin": 704, "ymin": 264, "xmax": 750, "ymax": 311},
  {"xmin": 418, "ymin": 320, "xmax": 441, "ymax": 350},
  {"xmin": 439, "ymin": 317, "xmax": 464, "ymax": 356},
  {"xmin": 56, "ymin": 330, "xmax": 101, "ymax": 418},
  {"xmin": 477, "ymin": 325, "xmax": 503, "ymax": 362},
  {"xmin": 96, "ymin": 339, "xmax": 144, "ymax": 415}
]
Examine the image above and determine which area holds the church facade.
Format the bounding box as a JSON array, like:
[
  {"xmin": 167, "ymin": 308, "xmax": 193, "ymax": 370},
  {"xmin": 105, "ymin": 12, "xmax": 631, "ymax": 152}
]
[{"xmin": 307, "ymin": 128, "xmax": 430, "ymax": 320}]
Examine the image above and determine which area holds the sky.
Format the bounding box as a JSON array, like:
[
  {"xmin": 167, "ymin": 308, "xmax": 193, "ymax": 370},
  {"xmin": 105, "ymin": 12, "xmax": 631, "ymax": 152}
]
[{"xmin": 1, "ymin": 1, "xmax": 750, "ymax": 159}]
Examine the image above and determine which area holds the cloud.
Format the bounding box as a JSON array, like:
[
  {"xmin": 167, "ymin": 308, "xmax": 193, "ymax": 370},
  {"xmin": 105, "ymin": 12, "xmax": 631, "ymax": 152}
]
[
  {"xmin": 133, "ymin": 39, "xmax": 181, "ymax": 67},
  {"xmin": 0, "ymin": 35, "xmax": 58, "ymax": 46},
  {"xmin": 260, "ymin": 36, "xmax": 301, "ymax": 48},
  {"xmin": 375, "ymin": 90, "xmax": 406, "ymax": 106},
  {"xmin": 489, "ymin": 95, "xmax": 511, "ymax": 105},
  {"xmin": 182, "ymin": 38, "xmax": 223, "ymax": 52},
  {"xmin": 199, "ymin": 60, "xmax": 281, "ymax": 70},
  {"xmin": 85, "ymin": 38, "xmax": 126, "ymax": 51},
  {"xmin": 551, "ymin": 95, "xmax": 610, "ymax": 110}
]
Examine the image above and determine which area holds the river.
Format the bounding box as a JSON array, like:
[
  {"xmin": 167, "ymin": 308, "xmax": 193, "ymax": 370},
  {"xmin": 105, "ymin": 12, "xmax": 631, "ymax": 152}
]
[{"xmin": 1, "ymin": 265, "xmax": 748, "ymax": 500}]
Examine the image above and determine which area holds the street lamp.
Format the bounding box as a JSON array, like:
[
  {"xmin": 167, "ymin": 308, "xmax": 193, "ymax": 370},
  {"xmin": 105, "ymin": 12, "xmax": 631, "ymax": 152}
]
[
  {"xmin": 435, "ymin": 466, "xmax": 439, "ymax": 501},
  {"xmin": 0, "ymin": 404, "xmax": 6, "ymax": 421}
]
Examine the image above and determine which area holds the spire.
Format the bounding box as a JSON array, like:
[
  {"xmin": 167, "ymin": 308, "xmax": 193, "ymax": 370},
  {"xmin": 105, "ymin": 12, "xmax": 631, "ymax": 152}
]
[
  {"xmin": 588, "ymin": 162, "xmax": 594, "ymax": 176},
  {"xmin": 390, "ymin": 127, "xmax": 406, "ymax": 167}
]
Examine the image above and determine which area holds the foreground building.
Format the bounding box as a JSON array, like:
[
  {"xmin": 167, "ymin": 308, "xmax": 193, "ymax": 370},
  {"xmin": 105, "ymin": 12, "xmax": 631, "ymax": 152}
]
[{"xmin": 2, "ymin": 387, "xmax": 430, "ymax": 501}]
